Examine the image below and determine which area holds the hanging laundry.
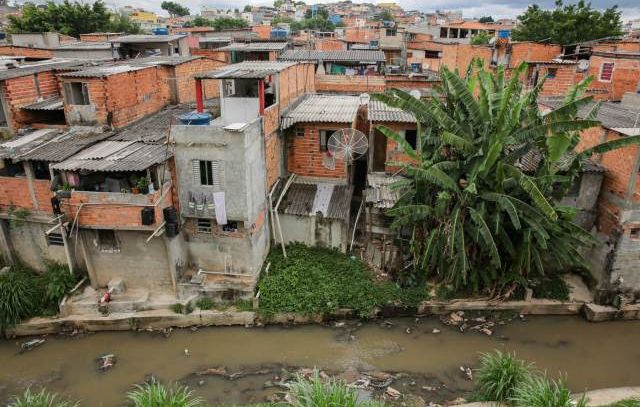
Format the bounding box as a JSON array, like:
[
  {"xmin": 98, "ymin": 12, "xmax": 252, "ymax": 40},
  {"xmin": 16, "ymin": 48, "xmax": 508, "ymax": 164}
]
[{"xmin": 213, "ymin": 191, "xmax": 227, "ymax": 225}]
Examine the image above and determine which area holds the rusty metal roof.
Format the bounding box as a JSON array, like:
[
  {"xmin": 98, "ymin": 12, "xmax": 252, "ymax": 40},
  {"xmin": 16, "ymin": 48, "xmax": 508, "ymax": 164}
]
[
  {"xmin": 281, "ymin": 94, "xmax": 361, "ymax": 129},
  {"xmin": 20, "ymin": 96, "xmax": 64, "ymax": 111},
  {"xmin": 280, "ymin": 49, "xmax": 386, "ymax": 63},
  {"xmin": 368, "ymin": 100, "xmax": 416, "ymax": 123},
  {"xmin": 279, "ymin": 181, "xmax": 353, "ymax": 221},
  {"xmin": 51, "ymin": 142, "xmax": 171, "ymax": 172}
]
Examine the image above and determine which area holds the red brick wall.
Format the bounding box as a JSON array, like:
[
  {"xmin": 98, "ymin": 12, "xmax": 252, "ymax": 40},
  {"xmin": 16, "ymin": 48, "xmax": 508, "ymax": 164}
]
[
  {"xmin": 439, "ymin": 43, "xmax": 492, "ymax": 75},
  {"xmin": 316, "ymin": 39, "xmax": 346, "ymax": 51},
  {"xmin": 2, "ymin": 70, "xmax": 62, "ymax": 131},
  {"xmin": 385, "ymin": 75, "xmax": 440, "ymax": 90},
  {"xmin": 527, "ymin": 64, "xmax": 585, "ymax": 97},
  {"xmin": 315, "ymin": 74, "xmax": 385, "ymax": 93},
  {"xmin": 252, "ymin": 25, "xmax": 272, "ymax": 40},
  {"xmin": 191, "ymin": 48, "xmax": 227, "ymax": 62},
  {"xmin": 0, "ymin": 45, "xmax": 52, "ymax": 59},
  {"xmin": 0, "ymin": 177, "xmax": 52, "ymax": 215},
  {"xmin": 277, "ymin": 63, "xmax": 315, "ymax": 110},
  {"xmin": 376, "ymin": 122, "xmax": 417, "ymax": 174},
  {"xmin": 509, "ymin": 42, "xmax": 562, "ymax": 67},
  {"xmin": 79, "ymin": 33, "xmax": 107, "ymax": 42},
  {"xmin": 264, "ymin": 130, "xmax": 281, "ymax": 189},
  {"xmin": 587, "ymin": 54, "xmax": 640, "ymax": 101},
  {"xmin": 287, "ymin": 124, "xmax": 347, "ymax": 179},
  {"xmin": 592, "ymin": 41, "xmax": 640, "ymax": 53},
  {"xmin": 263, "ymin": 104, "xmax": 279, "ymax": 138},
  {"xmin": 173, "ymin": 58, "xmax": 226, "ymax": 103}
]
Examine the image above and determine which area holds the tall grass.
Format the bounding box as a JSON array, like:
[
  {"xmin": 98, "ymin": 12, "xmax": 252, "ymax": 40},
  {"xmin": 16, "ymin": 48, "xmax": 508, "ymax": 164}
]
[
  {"xmin": 8, "ymin": 388, "xmax": 78, "ymax": 407},
  {"xmin": 474, "ymin": 350, "xmax": 533, "ymax": 403},
  {"xmin": 511, "ymin": 375, "xmax": 587, "ymax": 407},
  {"xmin": 0, "ymin": 266, "xmax": 40, "ymax": 333},
  {"xmin": 126, "ymin": 379, "xmax": 204, "ymax": 407},
  {"xmin": 288, "ymin": 371, "xmax": 386, "ymax": 407}
]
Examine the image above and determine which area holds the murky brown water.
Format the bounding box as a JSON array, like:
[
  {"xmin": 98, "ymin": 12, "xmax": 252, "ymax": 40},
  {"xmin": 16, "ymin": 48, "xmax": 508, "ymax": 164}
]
[{"xmin": 0, "ymin": 316, "xmax": 639, "ymax": 406}]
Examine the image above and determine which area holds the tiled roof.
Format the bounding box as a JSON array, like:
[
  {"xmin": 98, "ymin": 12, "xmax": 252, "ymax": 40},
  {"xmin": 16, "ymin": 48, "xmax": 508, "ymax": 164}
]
[
  {"xmin": 280, "ymin": 49, "xmax": 386, "ymax": 62},
  {"xmin": 196, "ymin": 61, "xmax": 298, "ymax": 79},
  {"xmin": 281, "ymin": 94, "xmax": 361, "ymax": 129},
  {"xmin": 279, "ymin": 181, "xmax": 353, "ymax": 221},
  {"xmin": 368, "ymin": 100, "xmax": 416, "ymax": 123},
  {"xmin": 218, "ymin": 41, "xmax": 289, "ymax": 51},
  {"xmin": 110, "ymin": 34, "xmax": 186, "ymax": 43}
]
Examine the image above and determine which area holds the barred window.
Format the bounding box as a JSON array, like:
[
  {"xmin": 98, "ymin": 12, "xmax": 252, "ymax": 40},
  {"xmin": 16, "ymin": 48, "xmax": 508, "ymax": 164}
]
[{"xmin": 196, "ymin": 218, "xmax": 212, "ymax": 233}]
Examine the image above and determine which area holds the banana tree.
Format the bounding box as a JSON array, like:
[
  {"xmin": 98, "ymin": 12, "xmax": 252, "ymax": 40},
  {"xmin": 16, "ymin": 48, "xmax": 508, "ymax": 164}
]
[{"xmin": 374, "ymin": 60, "xmax": 640, "ymax": 294}]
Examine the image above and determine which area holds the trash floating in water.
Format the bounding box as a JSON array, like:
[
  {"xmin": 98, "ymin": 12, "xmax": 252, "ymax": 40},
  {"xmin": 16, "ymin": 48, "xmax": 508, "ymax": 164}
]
[
  {"xmin": 20, "ymin": 338, "xmax": 45, "ymax": 353},
  {"xmin": 98, "ymin": 354, "xmax": 117, "ymax": 371}
]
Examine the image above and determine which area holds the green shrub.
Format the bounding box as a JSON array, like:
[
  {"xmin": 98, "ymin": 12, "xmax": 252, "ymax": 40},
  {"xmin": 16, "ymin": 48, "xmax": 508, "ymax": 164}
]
[
  {"xmin": 196, "ymin": 297, "xmax": 214, "ymax": 310},
  {"xmin": 258, "ymin": 244, "xmax": 424, "ymax": 317},
  {"xmin": 474, "ymin": 350, "xmax": 533, "ymax": 403},
  {"xmin": 531, "ymin": 274, "xmax": 570, "ymax": 301},
  {"xmin": 511, "ymin": 375, "xmax": 586, "ymax": 407},
  {"xmin": 170, "ymin": 303, "xmax": 184, "ymax": 314},
  {"xmin": 234, "ymin": 299, "xmax": 254, "ymax": 311},
  {"xmin": 604, "ymin": 399, "xmax": 640, "ymax": 407},
  {"xmin": 184, "ymin": 302, "xmax": 194, "ymax": 314},
  {"xmin": 39, "ymin": 261, "xmax": 76, "ymax": 315},
  {"xmin": 126, "ymin": 379, "xmax": 204, "ymax": 407},
  {"xmin": 8, "ymin": 388, "xmax": 78, "ymax": 407},
  {"xmin": 0, "ymin": 267, "xmax": 41, "ymax": 333},
  {"xmin": 288, "ymin": 371, "xmax": 386, "ymax": 407}
]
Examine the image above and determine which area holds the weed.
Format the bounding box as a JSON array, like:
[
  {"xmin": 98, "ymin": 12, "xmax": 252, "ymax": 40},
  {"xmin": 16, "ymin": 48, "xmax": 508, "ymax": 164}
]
[
  {"xmin": 531, "ymin": 274, "xmax": 570, "ymax": 301},
  {"xmin": 288, "ymin": 370, "xmax": 386, "ymax": 407},
  {"xmin": 170, "ymin": 303, "xmax": 184, "ymax": 314},
  {"xmin": 604, "ymin": 399, "xmax": 640, "ymax": 407},
  {"xmin": 511, "ymin": 375, "xmax": 587, "ymax": 407},
  {"xmin": 0, "ymin": 266, "xmax": 41, "ymax": 333},
  {"xmin": 8, "ymin": 387, "xmax": 78, "ymax": 407},
  {"xmin": 196, "ymin": 298, "xmax": 214, "ymax": 310},
  {"xmin": 234, "ymin": 299, "xmax": 254, "ymax": 312},
  {"xmin": 473, "ymin": 350, "xmax": 533, "ymax": 403},
  {"xmin": 126, "ymin": 379, "xmax": 204, "ymax": 407}
]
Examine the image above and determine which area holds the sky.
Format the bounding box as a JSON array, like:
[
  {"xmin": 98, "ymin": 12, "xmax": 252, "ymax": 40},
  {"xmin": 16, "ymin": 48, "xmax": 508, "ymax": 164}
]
[{"xmin": 100, "ymin": 0, "xmax": 640, "ymax": 21}]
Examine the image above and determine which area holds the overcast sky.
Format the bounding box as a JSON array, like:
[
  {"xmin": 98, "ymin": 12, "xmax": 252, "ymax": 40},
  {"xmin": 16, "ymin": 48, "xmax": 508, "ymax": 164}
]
[{"xmin": 102, "ymin": 0, "xmax": 640, "ymax": 21}]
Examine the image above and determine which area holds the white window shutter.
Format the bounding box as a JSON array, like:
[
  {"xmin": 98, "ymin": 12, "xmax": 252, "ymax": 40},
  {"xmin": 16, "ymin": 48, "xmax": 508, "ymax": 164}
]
[
  {"xmin": 192, "ymin": 160, "xmax": 200, "ymax": 184},
  {"xmin": 211, "ymin": 160, "xmax": 225, "ymax": 189}
]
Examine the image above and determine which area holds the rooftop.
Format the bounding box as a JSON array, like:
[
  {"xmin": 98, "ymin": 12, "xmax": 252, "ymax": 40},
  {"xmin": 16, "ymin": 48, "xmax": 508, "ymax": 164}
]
[
  {"xmin": 217, "ymin": 41, "xmax": 289, "ymax": 51},
  {"xmin": 0, "ymin": 129, "xmax": 61, "ymax": 160},
  {"xmin": 59, "ymin": 64, "xmax": 151, "ymax": 78},
  {"xmin": 21, "ymin": 96, "xmax": 64, "ymax": 111},
  {"xmin": 279, "ymin": 181, "xmax": 353, "ymax": 221},
  {"xmin": 13, "ymin": 130, "xmax": 112, "ymax": 163},
  {"xmin": 0, "ymin": 59, "xmax": 92, "ymax": 81},
  {"xmin": 111, "ymin": 105, "xmax": 192, "ymax": 143},
  {"xmin": 109, "ymin": 34, "xmax": 186, "ymax": 43},
  {"xmin": 54, "ymin": 41, "xmax": 114, "ymax": 50},
  {"xmin": 281, "ymin": 94, "xmax": 361, "ymax": 129},
  {"xmin": 196, "ymin": 60, "xmax": 299, "ymax": 79},
  {"xmin": 280, "ymin": 49, "xmax": 386, "ymax": 63},
  {"xmin": 368, "ymin": 100, "xmax": 416, "ymax": 123}
]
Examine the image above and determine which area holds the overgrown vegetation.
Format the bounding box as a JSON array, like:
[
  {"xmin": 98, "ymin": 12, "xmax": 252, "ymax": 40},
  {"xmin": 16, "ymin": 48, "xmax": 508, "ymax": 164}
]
[
  {"xmin": 474, "ymin": 350, "xmax": 587, "ymax": 407},
  {"xmin": 187, "ymin": 16, "xmax": 249, "ymax": 31},
  {"xmin": 7, "ymin": 0, "xmax": 141, "ymax": 37},
  {"xmin": 470, "ymin": 31, "xmax": 493, "ymax": 45},
  {"xmin": 511, "ymin": 0, "xmax": 623, "ymax": 44},
  {"xmin": 196, "ymin": 297, "xmax": 214, "ymax": 310},
  {"xmin": 374, "ymin": 61, "xmax": 640, "ymax": 297},
  {"xmin": 257, "ymin": 244, "xmax": 428, "ymax": 317},
  {"xmin": 603, "ymin": 399, "xmax": 640, "ymax": 407},
  {"xmin": 0, "ymin": 262, "xmax": 78, "ymax": 333},
  {"xmin": 8, "ymin": 387, "xmax": 78, "ymax": 407},
  {"xmin": 127, "ymin": 379, "xmax": 204, "ymax": 407},
  {"xmin": 287, "ymin": 371, "xmax": 386, "ymax": 407}
]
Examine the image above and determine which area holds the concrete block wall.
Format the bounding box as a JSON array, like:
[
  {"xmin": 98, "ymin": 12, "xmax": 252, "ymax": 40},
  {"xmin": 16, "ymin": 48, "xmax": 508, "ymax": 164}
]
[
  {"xmin": 5, "ymin": 220, "xmax": 68, "ymax": 271},
  {"xmin": 287, "ymin": 124, "xmax": 348, "ymax": 179}
]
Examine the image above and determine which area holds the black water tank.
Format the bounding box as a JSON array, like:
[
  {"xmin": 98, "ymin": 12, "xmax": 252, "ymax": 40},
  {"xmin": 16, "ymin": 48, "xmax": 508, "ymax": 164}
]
[
  {"xmin": 165, "ymin": 222, "xmax": 179, "ymax": 238},
  {"xmin": 163, "ymin": 206, "xmax": 178, "ymax": 223},
  {"xmin": 141, "ymin": 207, "xmax": 155, "ymax": 226}
]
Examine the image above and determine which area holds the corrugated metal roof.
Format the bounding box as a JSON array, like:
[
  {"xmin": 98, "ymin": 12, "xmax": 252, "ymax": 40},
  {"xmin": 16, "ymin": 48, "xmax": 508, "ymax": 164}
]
[
  {"xmin": 54, "ymin": 41, "xmax": 114, "ymax": 50},
  {"xmin": 128, "ymin": 56, "xmax": 202, "ymax": 66},
  {"xmin": 111, "ymin": 105, "xmax": 191, "ymax": 143},
  {"xmin": 280, "ymin": 49, "xmax": 386, "ymax": 62},
  {"xmin": 279, "ymin": 181, "xmax": 353, "ymax": 221},
  {"xmin": 368, "ymin": 100, "xmax": 416, "ymax": 123},
  {"xmin": 51, "ymin": 142, "xmax": 171, "ymax": 172},
  {"xmin": 20, "ymin": 96, "xmax": 64, "ymax": 111},
  {"xmin": 540, "ymin": 97, "xmax": 640, "ymax": 131},
  {"xmin": 281, "ymin": 94, "xmax": 360, "ymax": 129},
  {"xmin": 0, "ymin": 60, "xmax": 91, "ymax": 81},
  {"xmin": 196, "ymin": 61, "xmax": 298, "ymax": 79},
  {"xmin": 59, "ymin": 64, "xmax": 151, "ymax": 78},
  {"xmin": 218, "ymin": 42, "xmax": 288, "ymax": 51},
  {"xmin": 110, "ymin": 34, "xmax": 186, "ymax": 43},
  {"xmin": 72, "ymin": 140, "xmax": 135, "ymax": 160},
  {"xmin": 350, "ymin": 44, "xmax": 379, "ymax": 50},
  {"xmin": 16, "ymin": 130, "xmax": 112, "ymax": 162},
  {"xmin": 526, "ymin": 59, "xmax": 577, "ymax": 65},
  {"xmin": 364, "ymin": 173, "xmax": 402, "ymax": 209},
  {"xmin": 0, "ymin": 129, "xmax": 61, "ymax": 160}
]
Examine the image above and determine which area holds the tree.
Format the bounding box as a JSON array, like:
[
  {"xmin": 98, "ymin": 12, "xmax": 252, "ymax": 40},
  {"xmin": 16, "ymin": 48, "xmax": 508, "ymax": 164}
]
[
  {"xmin": 190, "ymin": 16, "xmax": 214, "ymax": 27},
  {"xmin": 211, "ymin": 17, "xmax": 248, "ymax": 31},
  {"xmin": 478, "ymin": 16, "xmax": 494, "ymax": 23},
  {"xmin": 244, "ymin": 5, "xmax": 252, "ymax": 12},
  {"xmin": 273, "ymin": 0, "xmax": 284, "ymax": 8},
  {"xmin": 373, "ymin": 61, "xmax": 640, "ymax": 294},
  {"xmin": 377, "ymin": 9, "xmax": 394, "ymax": 22},
  {"xmin": 109, "ymin": 13, "xmax": 142, "ymax": 34},
  {"xmin": 470, "ymin": 31, "xmax": 492, "ymax": 45},
  {"xmin": 7, "ymin": 0, "xmax": 139, "ymax": 37},
  {"xmin": 511, "ymin": 0, "xmax": 623, "ymax": 45},
  {"xmin": 305, "ymin": 6, "xmax": 329, "ymax": 20},
  {"xmin": 161, "ymin": 1, "xmax": 189, "ymax": 17}
]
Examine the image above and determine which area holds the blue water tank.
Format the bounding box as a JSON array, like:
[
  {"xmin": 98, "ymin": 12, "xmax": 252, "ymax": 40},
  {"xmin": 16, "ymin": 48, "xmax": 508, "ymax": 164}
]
[
  {"xmin": 152, "ymin": 28, "xmax": 169, "ymax": 35},
  {"xmin": 179, "ymin": 112, "xmax": 212, "ymax": 125},
  {"xmin": 498, "ymin": 30, "xmax": 510, "ymax": 39}
]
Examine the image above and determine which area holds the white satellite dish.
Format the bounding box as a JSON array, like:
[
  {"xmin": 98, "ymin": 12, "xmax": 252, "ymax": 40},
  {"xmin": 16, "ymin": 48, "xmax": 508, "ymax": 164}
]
[
  {"xmin": 409, "ymin": 89, "xmax": 421, "ymax": 99},
  {"xmin": 577, "ymin": 59, "xmax": 590, "ymax": 72},
  {"xmin": 327, "ymin": 128, "xmax": 368, "ymax": 162}
]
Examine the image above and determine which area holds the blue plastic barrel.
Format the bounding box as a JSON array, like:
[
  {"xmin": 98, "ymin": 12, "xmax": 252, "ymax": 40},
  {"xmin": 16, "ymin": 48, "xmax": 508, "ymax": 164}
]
[
  {"xmin": 152, "ymin": 28, "xmax": 170, "ymax": 35},
  {"xmin": 179, "ymin": 112, "xmax": 212, "ymax": 125}
]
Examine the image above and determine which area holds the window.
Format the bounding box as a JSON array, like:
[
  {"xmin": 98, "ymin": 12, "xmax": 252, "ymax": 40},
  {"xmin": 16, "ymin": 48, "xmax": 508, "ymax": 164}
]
[
  {"xmin": 385, "ymin": 28, "xmax": 397, "ymax": 37},
  {"xmin": 192, "ymin": 160, "xmax": 225, "ymax": 188},
  {"xmin": 546, "ymin": 68, "xmax": 557, "ymax": 79},
  {"xmin": 630, "ymin": 228, "xmax": 640, "ymax": 240},
  {"xmin": 405, "ymin": 129, "xmax": 417, "ymax": 150},
  {"xmin": 296, "ymin": 126, "xmax": 305, "ymax": 137},
  {"xmin": 97, "ymin": 229, "xmax": 119, "ymax": 252},
  {"xmin": 424, "ymin": 50, "xmax": 440, "ymax": 59},
  {"xmin": 599, "ymin": 62, "xmax": 614, "ymax": 82},
  {"xmin": 64, "ymin": 82, "xmax": 90, "ymax": 105},
  {"xmin": 222, "ymin": 221, "xmax": 238, "ymax": 232},
  {"xmin": 196, "ymin": 218, "xmax": 212, "ymax": 233},
  {"xmin": 319, "ymin": 129, "xmax": 334, "ymax": 152},
  {"xmin": 46, "ymin": 232, "xmax": 64, "ymax": 246}
]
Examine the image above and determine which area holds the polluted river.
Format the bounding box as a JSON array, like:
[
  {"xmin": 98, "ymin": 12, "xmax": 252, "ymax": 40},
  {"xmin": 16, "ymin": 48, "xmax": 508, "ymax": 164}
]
[{"xmin": 1, "ymin": 316, "xmax": 640, "ymax": 406}]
